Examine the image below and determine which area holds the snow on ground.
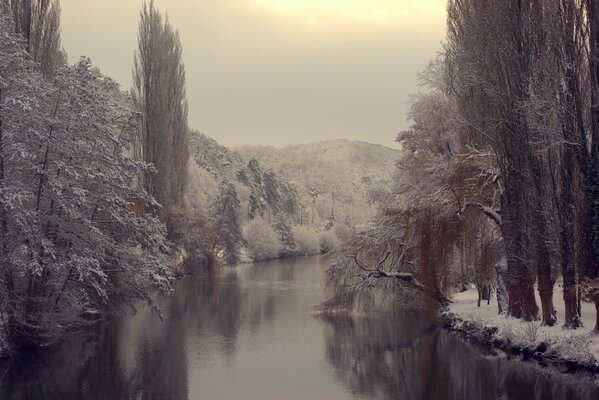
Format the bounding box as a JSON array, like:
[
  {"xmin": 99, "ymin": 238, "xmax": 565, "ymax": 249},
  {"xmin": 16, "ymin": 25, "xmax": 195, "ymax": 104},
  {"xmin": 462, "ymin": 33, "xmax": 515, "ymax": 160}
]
[{"xmin": 447, "ymin": 285, "xmax": 599, "ymax": 369}]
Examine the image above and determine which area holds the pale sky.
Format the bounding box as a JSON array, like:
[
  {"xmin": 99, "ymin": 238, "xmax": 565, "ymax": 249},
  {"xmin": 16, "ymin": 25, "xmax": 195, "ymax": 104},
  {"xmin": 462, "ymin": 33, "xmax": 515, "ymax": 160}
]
[{"xmin": 60, "ymin": 0, "xmax": 446, "ymax": 147}]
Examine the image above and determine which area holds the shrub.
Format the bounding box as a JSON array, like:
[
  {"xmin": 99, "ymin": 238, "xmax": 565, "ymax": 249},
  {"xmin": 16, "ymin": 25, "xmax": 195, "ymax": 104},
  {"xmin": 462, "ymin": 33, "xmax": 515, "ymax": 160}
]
[
  {"xmin": 243, "ymin": 217, "xmax": 283, "ymax": 261},
  {"xmin": 333, "ymin": 223, "xmax": 353, "ymax": 242},
  {"xmin": 167, "ymin": 206, "xmax": 215, "ymax": 272},
  {"xmin": 318, "ymin": 231, "xmax": 340, "ymax": 254},
  {"xmin": 293, "ymin": 226, "xmax": 321, "ymax": 255}
]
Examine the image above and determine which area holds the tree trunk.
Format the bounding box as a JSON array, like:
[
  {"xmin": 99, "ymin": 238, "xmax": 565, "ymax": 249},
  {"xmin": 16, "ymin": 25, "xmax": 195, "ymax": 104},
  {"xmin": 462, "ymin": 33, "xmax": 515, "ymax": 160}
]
[
  {"xmin": 553, "ymin": 1, "xmax": 586, "ymax": 328},
  {"xmin": 533, "ymin": 161, "xmax": 557, "ymax": 326},
  {"xmin": 505, "ymin": 234, "xmax": 539, "ymax": 320},
  {"xmin": 560, "ymin": 153, "xmax": 583, "ymax": 328},
  {"xmin": 535, "ymin": 219, "xmax": 556, "ymax": 325},
  {"xmin": 583, "ymin": 0, "xmax": 599, "ymax": 334},
  {"xmin": 502, "ymin": 180, "xmax": 539, "ymax": 321},
  {"xmin": 534, "ymin": 204, "xmax": 556, "ymax": 326},
  {"xmin": 0, "ymin": 87, "xmax": 15, "ymax": 344},
  {"xmin": 564, "ymin": 279, "xmax": 582, "ymax": 329},
  {"xmin": 538, "ymin": 287, "xmax": 557, "ymax": 327},
  {"xmin": 496, "ymin": 266, "xmax": 508, "ymax": 315}
]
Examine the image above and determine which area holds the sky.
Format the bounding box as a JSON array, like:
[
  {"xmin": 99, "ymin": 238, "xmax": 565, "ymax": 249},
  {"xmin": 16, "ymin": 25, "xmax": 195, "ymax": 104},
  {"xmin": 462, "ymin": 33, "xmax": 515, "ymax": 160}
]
[{"xmin": 59, "ymin": 0, "xmax": 447, "ymax": 148}]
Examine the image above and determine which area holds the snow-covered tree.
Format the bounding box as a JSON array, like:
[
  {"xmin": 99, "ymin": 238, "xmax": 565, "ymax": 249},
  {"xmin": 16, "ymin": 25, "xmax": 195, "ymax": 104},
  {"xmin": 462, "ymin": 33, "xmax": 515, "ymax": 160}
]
[
  {"xmin": 0, "ymin": 15, "xmax": 172, "ymax": 351},
  {"xmin": 243, "ymin": 217, "xmax": 282, "ymax": 262},
  {"xmin": 293, "ymin": 226, "xmax": 320, "ymax": 256},
  {"xmin": 324, "ymin": 61, "xmax": 499, "ymax": 314},
  {"xmin": 273, "ymin": 218, "xmax": 298, "ymax": 258},
  {"xmin": 318, "ymin": 231, "xmax": 339, "ymax": 254},
  {"xmin": 209, "ymin": 180, "xmax": 243, "ymax": 266},
  {"xmin": 1, "ymin": 0, "xmax": 65, "ymax": 76}
]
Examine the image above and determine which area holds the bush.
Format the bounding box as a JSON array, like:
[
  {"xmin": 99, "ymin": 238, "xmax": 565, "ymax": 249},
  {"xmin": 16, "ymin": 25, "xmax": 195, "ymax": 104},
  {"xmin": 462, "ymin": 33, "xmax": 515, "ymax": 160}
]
[
  {"xmin": 293, "ymin": 226, "xmax": 321, "ymax": 255},
  {"xmin": 185, "ymin": 162, "xmax": 218, "ymax": 210},
  {"xmin": 243, "ymin": 217, "xmax": 283, "ymax": 261},
  {"xmin": 333, "ymin": 223, "xmax": 353, "ymax": 242},
  {"xmin": 167, "ymin": 206, "xmax": 215, "ymax": 272},
  {"xmin": 318, "ymin": 231, "xmax": 340, "ymax": 254}
]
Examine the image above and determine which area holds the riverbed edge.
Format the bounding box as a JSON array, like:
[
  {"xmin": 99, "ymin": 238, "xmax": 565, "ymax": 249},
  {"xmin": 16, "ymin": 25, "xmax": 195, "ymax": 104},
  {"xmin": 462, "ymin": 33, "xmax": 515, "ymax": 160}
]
[{"xmin": 440, "ymin": 311, "xmax": 599, "ymax": 376}]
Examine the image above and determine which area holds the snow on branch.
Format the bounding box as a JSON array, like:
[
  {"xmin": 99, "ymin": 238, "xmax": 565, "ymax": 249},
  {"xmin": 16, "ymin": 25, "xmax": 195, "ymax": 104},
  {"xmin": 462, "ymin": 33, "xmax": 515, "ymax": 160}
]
[
  {"xmin": 464, "ymin": 202, "xmax": 502, "ymax": 226},
  {"xmin": 349, "ymin": 255, "xmax": 453, "ymax": 307},
  {"xmin": 451, "ymin": 187, "xmax": 502, "ymax": 226}
]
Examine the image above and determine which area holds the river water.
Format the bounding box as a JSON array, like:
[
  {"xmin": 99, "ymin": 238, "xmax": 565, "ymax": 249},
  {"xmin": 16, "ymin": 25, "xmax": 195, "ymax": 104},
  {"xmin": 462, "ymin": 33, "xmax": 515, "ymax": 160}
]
[{"xmin": 1, "ymin": 256, "xmax": 598, "ymax": 399}]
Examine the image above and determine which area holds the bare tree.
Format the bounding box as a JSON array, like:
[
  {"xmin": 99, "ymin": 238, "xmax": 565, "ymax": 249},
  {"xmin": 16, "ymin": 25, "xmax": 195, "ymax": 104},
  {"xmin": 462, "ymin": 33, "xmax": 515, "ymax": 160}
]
[{"xmin": 446, "ymin": 0, "xmax": 545, "ymax": 321}]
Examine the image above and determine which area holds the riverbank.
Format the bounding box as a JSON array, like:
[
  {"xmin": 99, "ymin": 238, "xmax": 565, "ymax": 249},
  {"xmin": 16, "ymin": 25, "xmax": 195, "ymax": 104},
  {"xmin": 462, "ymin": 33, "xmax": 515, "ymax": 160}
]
[{"xmin": 442, "ymin": 287, "xmax": 599, "ymax": 374}]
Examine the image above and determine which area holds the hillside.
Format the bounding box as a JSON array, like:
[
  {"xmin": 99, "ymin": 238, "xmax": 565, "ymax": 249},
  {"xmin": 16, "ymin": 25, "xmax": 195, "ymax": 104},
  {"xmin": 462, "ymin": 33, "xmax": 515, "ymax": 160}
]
[
  {"xmin": 188, "ymin": 131, "xmax": 299, "ymax": 222},
  {"xmin": 236, "ymin": 139, "xmax": 401, "ymax": 227}
]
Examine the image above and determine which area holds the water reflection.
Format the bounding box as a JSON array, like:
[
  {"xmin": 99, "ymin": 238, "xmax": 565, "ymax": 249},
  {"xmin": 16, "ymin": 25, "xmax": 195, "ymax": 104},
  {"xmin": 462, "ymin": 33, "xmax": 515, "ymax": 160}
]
[
  {"xmin": 0, "ymin": 269, "xmax": 243, "ymax": 400},
  {"xmin": 322, "ymin": 313, "xmax": 599, "ymax": 400},
  {"xmin": 1, "ymin": 256, "xmax": 598, "ymax": 400}
]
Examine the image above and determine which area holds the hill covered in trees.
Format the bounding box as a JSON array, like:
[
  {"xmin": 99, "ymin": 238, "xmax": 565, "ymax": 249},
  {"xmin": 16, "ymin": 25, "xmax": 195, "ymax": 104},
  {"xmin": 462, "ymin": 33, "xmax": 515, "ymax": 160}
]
[
  {"xmin": 188, "ymin": 133, "xmax": 401, "ymax": 229},
  {"xmin": 236, "ymin": 139, "xmax": 401, "ymax": 227},
  {"xmin": 188, "ymin": 131, "xmax": 299, "ymax": 223}
]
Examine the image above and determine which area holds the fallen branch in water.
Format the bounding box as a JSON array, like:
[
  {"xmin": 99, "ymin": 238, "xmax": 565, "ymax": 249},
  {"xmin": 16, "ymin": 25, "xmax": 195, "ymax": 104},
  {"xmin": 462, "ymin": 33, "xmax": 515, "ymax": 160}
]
[{"xmin": 349, "ymin": 255, "xmax": 453, "ymax": 307}]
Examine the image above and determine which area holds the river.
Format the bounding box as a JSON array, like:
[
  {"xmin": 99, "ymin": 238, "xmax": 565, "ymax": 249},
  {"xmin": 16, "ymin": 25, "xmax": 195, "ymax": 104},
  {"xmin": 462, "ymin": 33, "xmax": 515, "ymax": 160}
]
[{"xmin": 1, "ymin": 256, "xmax": 598, "ymax": 399}]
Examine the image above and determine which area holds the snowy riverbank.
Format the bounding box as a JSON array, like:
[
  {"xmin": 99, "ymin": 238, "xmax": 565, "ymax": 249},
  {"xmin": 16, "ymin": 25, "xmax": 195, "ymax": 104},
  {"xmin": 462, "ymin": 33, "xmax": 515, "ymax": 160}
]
[{"xmin": 443, "ymin": 286, "xmax": 599, "ymax": 373}]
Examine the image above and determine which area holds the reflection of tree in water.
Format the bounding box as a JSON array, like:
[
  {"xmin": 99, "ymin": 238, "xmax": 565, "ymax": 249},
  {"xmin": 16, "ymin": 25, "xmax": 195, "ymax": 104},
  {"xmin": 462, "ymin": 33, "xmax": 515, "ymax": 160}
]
[
  {"xmin": 0, "ymin": 320, "xmax": 131, "ymax": 400},
  {"xmin": 322, "ymin": 314, "xmax": 599, "ymax": 400},
  {"xmin": 0, "ymin": 268, "xmax": 243, "ymax": 400},
  {"xmin": 194, "ymin": 271, "xmax": 243, "ymax": 359}
]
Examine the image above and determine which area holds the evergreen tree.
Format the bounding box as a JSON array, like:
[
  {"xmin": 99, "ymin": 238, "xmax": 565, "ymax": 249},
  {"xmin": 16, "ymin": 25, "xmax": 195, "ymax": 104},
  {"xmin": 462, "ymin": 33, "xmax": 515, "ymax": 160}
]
[
  {"xmin": 209, "ymin": 181, "xmax": 242, "ymax": 265},
  {"xmin": 273, "ymin": 218, "xmax": 297, "ymax": 258}
]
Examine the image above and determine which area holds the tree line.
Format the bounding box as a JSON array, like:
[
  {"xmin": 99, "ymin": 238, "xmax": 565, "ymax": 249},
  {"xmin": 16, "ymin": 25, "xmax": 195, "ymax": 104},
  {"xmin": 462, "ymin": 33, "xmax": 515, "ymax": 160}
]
[
  {"xmin": 0, "ymin": 0, "xmax": 209, "ymax": 353},
  {"xmin": 327, "ymin": 0, "xmax": 599, "ymax": 331},
  {"xmin": 0, "ymin": 0, "xmax": 350, "ymax": 354}
]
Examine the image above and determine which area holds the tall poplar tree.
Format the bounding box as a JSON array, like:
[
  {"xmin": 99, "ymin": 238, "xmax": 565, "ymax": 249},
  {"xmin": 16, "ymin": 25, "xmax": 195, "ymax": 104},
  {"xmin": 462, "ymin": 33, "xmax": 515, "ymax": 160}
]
[
  {"xmin": 0, "ymin": 0, "xmax": 65, "ymax": 76},
  {"xmin": 132, "ymin": 0, "xmax": 190, "ymax": 220}
]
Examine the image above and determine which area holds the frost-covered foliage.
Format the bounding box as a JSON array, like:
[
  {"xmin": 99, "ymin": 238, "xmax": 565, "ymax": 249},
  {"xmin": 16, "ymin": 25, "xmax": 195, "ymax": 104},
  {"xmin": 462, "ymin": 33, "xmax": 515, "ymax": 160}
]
[
  {"xmin": 0, "ymin": 0, "xmax": 65, "ymax": 77},
  {"xmin": 0, "ymin": 15, "xmax": 172, "ymax": 351},
  {"xmin": 242, "ymin": 217, "xmax": 282, "ymax": 261},
  {"xmin": 293, "ymin": 226, "xmax": 320, "ymax": 256},
  {"xmin": 237, "ymin": 140, "xmax": 400, "ymax": 228},
  {"xmin": 327, "ymin": 0, "xmax": 599, "ymax": 331},
  {"xmin": 333, "ymin": 223, "xmax": 353, "ymax": 242},
  {"xmin": 189, "ymin": 130, "xmax": 245, "ymax": 180},
  {"xmin": 273, "ymin": 218, "xmax": 299, "ymax": 258},
  {"xmin": 324, "ymin": 222, "xmax": 423, "ymax": 313},
  {"xmin": 241, "ymin": 158, "xmax": 298, "ymax": 219},
  {"xmin": 324, "ymin": 61, "xmax": 501, "ymax": 314},
  {"xmin": 444, "ymin": 0, "xmax": 599, "ymax": 326},
  {"xmin": 209, "ymin": 180, "xmax": 243, "ymax": 265},
  {"xmin": 189, "ymin": 130, "xmax": 299, "ymax": 223},
  {"xmin": 186, "ymin": 160, "xmax": 219, "ymax": 210},
  {"xmin": 166, "ymin": 206, "xmax": 214, "ymax": 270},
  {"xmin": 318, "ymin": 231, "xmax": 339, "ymax": 254}
]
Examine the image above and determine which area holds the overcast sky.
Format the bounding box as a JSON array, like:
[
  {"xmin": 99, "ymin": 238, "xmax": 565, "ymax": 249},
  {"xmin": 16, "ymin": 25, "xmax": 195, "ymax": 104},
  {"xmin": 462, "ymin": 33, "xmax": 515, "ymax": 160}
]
[{"xmin": 60, "ymin": 0, "xmax": 446, "ymax": 148}]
